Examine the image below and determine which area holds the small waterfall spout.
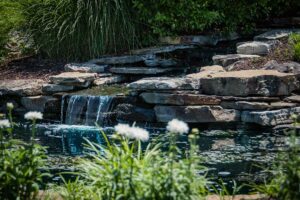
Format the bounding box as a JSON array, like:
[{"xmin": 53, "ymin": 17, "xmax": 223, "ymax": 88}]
[{"xmin": 62, "ymin": 95, "xmax": 113, "ymax": 126}]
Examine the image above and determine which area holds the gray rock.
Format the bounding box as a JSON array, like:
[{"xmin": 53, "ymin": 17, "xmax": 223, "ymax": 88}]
[
  {"xmin": 127, "ymin": 77, "xmax": 200, "ymax": 91},
  {"xmin": 264, "ymin": 60, "xmax": 300, "ymax": 74},
  {"xmin": 241, "ymin": 107, "xmax": 300, "ymax": 126},
  {"xmin": 116, "ymin": 104, "xmax": 156, "ymax": 122},
  {"xmin": 131, "ymin": 45, "xmax": 195, "ymax": 55},
  {"xmin": 89, "ymin": 55, "xmax": 151, "ymax": 65},
  {"xmin": 141, "ymin": 93, "xmax": 221, "ymax": 105},
  {"xmin": 284, "ymin": 95, "xmax": 300, "ymax": 103},
  {"xmin": 93, "ymin": 75, "xmax": 127, "ymax": 86},
  {"xmin": 0, "ymin": 79, "xmax": 45, "ymax": 96},
  {"xmin": 237, "ymin": 41, "xmax": 277, "ymax": 55},
  {"xmin": 160, "ymin": 33, "xmax": 239, "ymax": 46},
  {"xmin": 220, "ymin": 96, "xmax": 280, "ymax": 102},
  {"xmin": 269, "ymin": 102, "xmax": 298, "ymax": 109},
  {"xmin": 154, "ymin": 105, "xmax": 240, "ymax": 123},
  {"xmin": 65, "ymin": 63, "xmax": 108, "ymax": 73},
  {"xmin": 213, "ymin": 54, "xmax": 260, "ymax": 67},
  {"xmin": 221, "ymin": 101, "xmax": 270, "ymax": 110},
  {"xmin": 254, "ymin": 29, "xmax": 300, "ymax": 41},
  {"xmin": 49, "ymin": 72, "xmax": 97, "ymax": 87},
  {"xmin": 187, "ymin": 65, "xmax": 225, "ymax": 78},
  {"xmin": 200, "ymin": 70, "xmax": 299, "ymax": 97},
  {"xmin": 109, "ymin": 67, "xmax": 178, "ymax": 75},
  {"xmin": 42, "ymin": 84, "xmax": 75, "ymax": 94},
  {"xmin": 21, "ymin": 96, "xmax": 59, "ymax": 112}
]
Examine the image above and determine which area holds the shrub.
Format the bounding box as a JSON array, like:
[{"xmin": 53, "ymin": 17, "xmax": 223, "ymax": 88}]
[
  {"xmin": 50, "ymin": 122, "xmax": 208, "ymax": 199},
  {"xmin": 24, "ymin": 0, "xmax": 140, "ymax": 61},
  {"xmin": 289, "ymin": 33, "xmax": 300, "ymax": 62},
  {"xmin": 0, "ymin": 105, "xmax": 49, "ymax": 200},
  {"xmin": 0, "ymin": 1, "xmax": 25, "ymax": 61}
]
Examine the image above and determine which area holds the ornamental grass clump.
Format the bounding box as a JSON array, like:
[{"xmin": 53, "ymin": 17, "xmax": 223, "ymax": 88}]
[
  {"xmin": 51, "ymin": 120, "xmax": 208, "ymax": 199},
  {"xmin": 0, "ymin": 104, "xmax": 49, "ymax": 200}
]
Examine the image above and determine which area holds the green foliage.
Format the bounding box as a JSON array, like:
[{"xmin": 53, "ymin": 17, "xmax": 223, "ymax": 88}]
[
  {"xmin": 0, "ymin": 0, "xmax": 25, "ymax": 60},
  {"xmin": 132, "ymin": 0, "xmax": 300, "ymax": 36},
  {"xmin": 24, "ymin": 0, "xmax": 139, "ymax": 61},
  {"xmin": 51, "ymin": 127, "xmax": 208, "ymax": 199},
  {"xmin": 290, "ymin": 33, "xmax": 300, "ymax": 62},
  {"xmin": 251, "ymin": 116, "xmax": 300, "ymax": 200},
  {"xmin": 0, "ymin": 105, "xmax": 49, "ymax": 200}
]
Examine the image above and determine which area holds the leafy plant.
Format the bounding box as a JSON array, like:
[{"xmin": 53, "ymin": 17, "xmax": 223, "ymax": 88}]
[
  {"xmin": 250, "ymin": 115, "xmax": 300, "ymax": 200},
  {"xmin": 0, "ymin": 104, "xmax": 49, "ymax": 200},
  {"xmin": 289, "ymin": 33, "xmax": 300, "ymax": 62},
  {"xmin": 23, "ymin": 0, "xmax": 140, "ymax": 61},
  {"xmin": 50, "ymin": 121, "xmax": 208, "ymax": 199}
]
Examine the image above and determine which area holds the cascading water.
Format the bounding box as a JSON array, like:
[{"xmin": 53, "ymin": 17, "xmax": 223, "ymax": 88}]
[{"xmin": 62, "ymin": 95, "xmax": 113, "ymax": 126}]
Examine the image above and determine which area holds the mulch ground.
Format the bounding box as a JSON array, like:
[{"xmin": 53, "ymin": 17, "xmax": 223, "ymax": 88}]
[{"xmin": 0, "ymin": 56, "xmax": 66, "ymax": 81}]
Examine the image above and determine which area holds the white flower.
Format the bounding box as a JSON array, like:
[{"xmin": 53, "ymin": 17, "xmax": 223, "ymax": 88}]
[
  {"xmin": 166, "ymin": 119, "xmax": 189, "ymax": 134},
  {"xmin": 114, "ymin": 124, "xmax": 132, "ymax": 138},
  {"xmin": 24, "ymin": 111, "xmax": 43, "ymax": 120},
  {"xmin": 6, "ymin": 102, "xmax": 14, "ymax": 109},
  {"xmin": 0, "ymin": 119, "xmax": 10, "ymax": 128},
  {"xmin": 114, "ymin": 123, "xmax": 149, "ymax": 142},
  {"xmin": 131, "ymin": 127, "xmax": 149, "ymax": 142}
]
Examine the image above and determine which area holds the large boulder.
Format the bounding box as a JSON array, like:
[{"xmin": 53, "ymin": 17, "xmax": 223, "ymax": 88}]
[
  {"xmin": 21, "ymin": 96, "xmax": 59, "ymax": 112},
  {"xmin": 213, "ymin": 54, "xmax": 260, "ymax": 67},
  {"xmin": 0, "ymin": 79, "xmax": 45, "ymax": 96},
  {"xmin": 49, "ymin": 72, "xmax": 97, "ymax": 87},
  {"xmin": 254, "ymin": 29, "xmax": 300, "ymax": 41},
  {"xmin": 127, "ymin": 77, "xmax": 200, "ymax": 91},
  {"xmin": 200, "ymin": 70, "xmax": 299, "ymax": 97},
  {"xmin": 141, "ymin": 93, "xmax": 221, "ymax": 105},
  {"xmin": 154, "ymin": 105, "xmax": 240, "ymax": 123},
  {"xmin": 241, "ymin": 107, "xmax": 300, "ymax": 126},
  {"xmin": 65, "ymin": 63, "xmax": 108, "ymax": 73},
  {"xmin": 237, "ymin": 41, "xmax": 277, "ymax": 55}
]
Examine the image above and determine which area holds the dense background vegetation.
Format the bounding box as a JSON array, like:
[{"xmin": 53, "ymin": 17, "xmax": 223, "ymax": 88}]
[{"xmin": 0, "ymin": 0, "xmax": 300, "ymax": 61}]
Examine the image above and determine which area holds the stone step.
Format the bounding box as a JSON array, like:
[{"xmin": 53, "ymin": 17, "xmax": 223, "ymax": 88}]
[
  {"xmin": 236, "ymin": 41, "xmax": 278, "ymax": 55},
  {"xmin": 212, "ymin": 54, "xmax": 260, "ymax": 67},
  {"xmin": 49, "ymin": 72, "xmax": 97, "ymax": 87},
  {"xmin": 65, "ymin": 63, "xmax": 108, "ymax": 73}
]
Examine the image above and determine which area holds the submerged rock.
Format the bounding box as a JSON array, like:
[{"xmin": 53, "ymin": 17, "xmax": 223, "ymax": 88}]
[
  {"xmin": 49, "ymin": 72, "xmax": 97, "ymax": 87},
  {"xmin": 0, "ymin": 79, "xmax": 44, "ymax": 96},
  {"xmin": 200, "ymin": 70, "xmax": 299, "ymax": 97},
  {"xmin": 213, "ymin": 54, "xmax": 260, "ymax": 67},
  {"xmin": 241, "ymin": 107, "xmax": 300, "ymax": 126},
  {"xmin": 141, "ymin": 93, "xmax": 221, "ymax": 105},
  {"xmin": 154, "ymin": 105, "xmax": 240, "ymax": 123},
  {"xmin": 127, "ymin": 77, "xmax": 200, "ymax": 91}
]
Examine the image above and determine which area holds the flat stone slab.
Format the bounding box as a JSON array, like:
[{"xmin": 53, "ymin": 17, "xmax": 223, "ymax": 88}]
[
  {"xmin": 221, "ymin": 101, "xmax": 297, "ymax": 110},
  {"xmin": 89, "ymin": 55, "xmax": 150, "ymax": 65},
  {"xmin": 144, "ymin": 58, "xmax": 177, "ymax": 67},
  {"xmin": 200, "ymin": 70, "xmax": 299, "ymax": 97},
  {"xmin": 109, "ymin": 67, "xmax": 178, "ymax": 75},
  {"xmin": 141, "ymin": 93, "xmax": 221, "ymax": 105},
  {"xmin": 49, "ymin": 72, "xmax": 97, "ymax": 87},
  {"xmin": 187, "ymin": 65, "xmax": 225, "ymax": 78},
  {"xmin": 155, "ymin": 106, "xmax": 240, "ymax": 123},
  {"xmin": 237, "ymin": 41, "xmax": 276, "ymax": 55},
  {"xmin": 21, "ymin": 96, "xmax": 58, "ymax": 112},
  {"xmin": 242, "ymin": 107, "xmax": 300, "ymax": 126},
  {"xmin": 65, "ymin": 63, "xmax": 108, "ymax": 73},
  {"xmin": 93, "ymin": 75, "xmax": 127, "ymax": 86},
  {"xmin": 127, "ymin": 77, "xmax": 200, "ymax": 91},
  {"xmin": 254, "ymin": 29, "xmax": 300, "ymax": 41},
  {"xmin": 0, "ymin": 79, "xmax": 45, "ymax": 96},
  {"xmin": 284, "ymin": 95, "xmax": 300, "ymax": 103},
  {"xmin": 213, "ymin": 54, "xmax": 260, "ymax": 67},
  {"xmin": 42, "ymin": 84, "xmax": 75, "ymax": 94},
  {"xmin": 220, "ymin": 96, "xmax": 280, "ymax": 102},
  {"xmin": 130, "ymin": 45, "xmax": 195, "ymax": 55}
]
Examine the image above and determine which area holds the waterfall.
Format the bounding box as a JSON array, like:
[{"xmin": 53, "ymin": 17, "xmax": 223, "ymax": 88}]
[{"xmin": 63, "ymin": 95, "xmax": 113, "ymax": 126}]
